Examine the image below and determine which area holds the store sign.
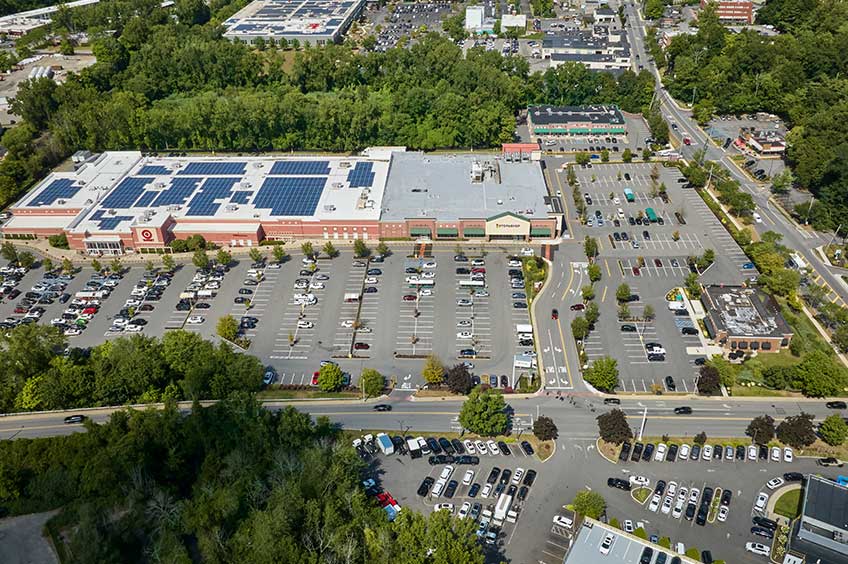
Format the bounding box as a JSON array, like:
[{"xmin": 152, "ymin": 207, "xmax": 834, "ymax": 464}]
[
  {"xmin": 140, "ymin": 229, "xmax": 154, "ymax": 241},
  {"xmin": 486, "ymin": 214, "xmax": 529, "ymax": 236}
]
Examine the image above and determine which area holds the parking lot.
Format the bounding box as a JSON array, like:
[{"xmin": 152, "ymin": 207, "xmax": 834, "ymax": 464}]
[
  {"xmin": 535, "ymin": 116, "xmax": 653, "ymax": 156},
  {"xmin": 365, "ymin": 2, "xmax": 453, "ymax": 51},
  {"xmin": 549, "ymin": 161, "xmax": 755, "ymax": 393}
]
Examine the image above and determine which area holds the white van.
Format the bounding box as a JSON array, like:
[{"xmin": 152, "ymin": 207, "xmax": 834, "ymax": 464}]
[{"xmin": 617, "ymin": 208, "xmax": 625, "ymax": 219}]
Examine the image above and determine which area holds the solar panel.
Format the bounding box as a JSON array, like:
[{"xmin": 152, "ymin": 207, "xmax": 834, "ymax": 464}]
[
  {"xmin": 347, "ymin": 162, "xmax": 375, "ymax": 188},
  {"xmin": 100, "ymin": 178, "xmax": 151, "ymax": 210},
  {"xmin": 253, "ymin": 177, "xmax": 325, "ymax": 216},
  {"xmin": 178, "ymin": 162, "xmax": 246, "ymax": 176},
  {"xmin": 134, "ymin": 191, "xmax": 157, "ymax": 207},
  {"xmin": 231, "ymin": 191, "xmax": 252, "ymax": 204},
  {"xmin": 89, "ymin": 209, "xmax": 133, "ymax": 230},
  {"xmin": 270, "ymin": 160, "xmax": 331, "ymax": 175},
  {"xmin": 185, "ymin": 177, "xmax": 239, "ymax": 216},
  {"xmin": 28, "ymin": 179, "xmax": 81, "ymax": 207},
  {"xmin": 137, "ymin": 165, "xmax": 171, "ymax": 176},
  {"xmin": 152, "ymin": 177, "xmax": 202, "ymax": 207}
]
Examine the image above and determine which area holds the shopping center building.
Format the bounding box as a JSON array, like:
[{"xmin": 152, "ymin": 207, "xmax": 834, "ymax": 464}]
[{"xmin": 2, "ymin": 148, "xmax": 563, "ymax": 254}]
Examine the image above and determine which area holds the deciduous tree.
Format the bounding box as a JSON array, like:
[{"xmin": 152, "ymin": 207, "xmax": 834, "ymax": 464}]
[
  {"xmin": 572, "ymin": 490, "xmax": 606, "ymax": 519},
  {"xmin": 746, "ymin": 414, "xmax": 775, "ymax": 445},
  {"xmin": 533, "ymin": 415, "xmax": 558, "ymax": 440},
  {"xmin": 458, "ymin": 387, "xmax": 508, "ymax": 436},
  {"xmin": 776, "ymin": 412, "xmax": 817, "ymax": 449}
]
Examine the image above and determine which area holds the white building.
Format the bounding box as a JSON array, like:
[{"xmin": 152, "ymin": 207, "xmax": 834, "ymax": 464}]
[{"xmin": 464, "ymin": 5, "xmax": 494, "ymax": 34}]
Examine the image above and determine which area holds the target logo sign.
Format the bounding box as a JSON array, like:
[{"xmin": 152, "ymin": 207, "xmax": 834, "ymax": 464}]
[{"xmin": 140, "ymin": 229, "xmax": 154, "ymax": 241}]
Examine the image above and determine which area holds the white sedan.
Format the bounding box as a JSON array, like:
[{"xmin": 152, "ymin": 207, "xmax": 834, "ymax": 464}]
[
  {"xmin": 487, "ymin": 440, "xmax": 500, "ymax": 455},
  {"xmin": 784, "ymin": 447, "xmax": 794, "ymax": 462},
  {"xmin": 125, "ymin": 324, "xmax": 143, "ymax": 332},
  {"xmin": 186, "ymin": 316, "xmax": 205, "ymax": 324},
  {"xmin": 629, "ymin": 475, "xmax": 650, "ymax": 488},
  {"xmin": 364, "ymin": 277, "xmax": 378, "ymax": 284},
  {"xmin": 421, "ymin": 271, "xmax": 436, "ymax": 279},
  {"xmin": 475, "ymin": 440, "xmax": 488, "ymax": 455},
  {"xmin": 462, "ymin": 470, "xmax": 475, "ymax": 485},
  {"xmin": 422, "ymin": 261, "xmax": 437, "ymax": 269},
  {"xmin": 297, "ymin": 320, "xmax": 314, "ymax": 329},
  {"xmin": 661, "ymin": 497, "xmax": 673, "ymax": 514},
  {"xmin": 309, "ymin": 282, "xmax": 325, "ymax": 290},
  {"xmin": 457, "ymin": 331, "xmax": 474, "ymax": 339},
  {"xmin": 341, "ymin": 320, "xmax": 355, "ymax": 328},
  {"xmin": 717, "ymin": 506, "xmax": 729, "ymax": 522},
  {"xmin": 766, "ymin": 477, "xmax": 785, "ymax": 490},
  {"xmin": 654, "ymin": 443, "xmax": 667, "ymax": 461},
  {"xmin": 648, "ymin": 494, "xmax": 661, "ymax": 512},
  {"xmin": 433, "ymin": 503, "xmax": 454, "ymax": 513},
  {"xmin": 64, "ymin": 327, "xmax": 82, "ymax": 336},
  {"xmin": 458, "ymin": 502, "xmax": 471, "ymax": 519},
  {"xmin": 463, "ymin": 440, "xmax": 476, "ymax": 454}
]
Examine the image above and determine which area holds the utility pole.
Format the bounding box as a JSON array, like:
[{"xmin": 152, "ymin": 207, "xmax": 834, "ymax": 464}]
[
  {"xmin": 638, "ymin": 407, "xmax": 647, "ymax": 441},
  {"xmin": 805, "ymin": 196, "xmax": 815, "ymax": 225},
  {"xmin": 826, "ymin": 224, "xmax": 842, "ymax": 251}
]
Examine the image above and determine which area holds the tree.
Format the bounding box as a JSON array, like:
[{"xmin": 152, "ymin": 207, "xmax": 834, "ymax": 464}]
[
  {"xmin": 216, "ymin": 315, "xmax": 239, "ymax": 342},
  {"xmin": 693, "ymin": 431, "xmax": 707, "ymax": 445},
  {"xmin": 301, "ymin": 242, "xmax": 314, "ymax": 258},
  {"xmin": 422, "ymin": 354, "xmax": 445, "ymax": 385},
  {"xmin": 91, "ymin": 259, "xmax": 102, "ymax": 273},
  {"xmin": 571, "ymin": 316, "xmax": 590, "ymax": 340},
  {"xmin": 581, "ymin": 284, "xmax": 595, "ymax": 301},
  {"xmin": 533, "ymin": 415, "xmax": 558, "ymax": 440},
  {"xmin": 61, "ymin": 258, "xmax": 73, "ymax": 274},
  {"xmin": 17, "ymin": 251, "xmax": 35, "ymax": 269},
  {"xmin": 458, "ymin": 387, "xmax": 508, "ymax": 436},
  {"xmin": 216, "ymin": 249, "xmax": 232, "ymax": 267},
  {"xmin": 585, "ymin": 302, "xmax": 600, "ymax": 325},
  {"xmin": 43, "ymin": 257, "xmax": 53, "ymax": 273},
  {"xmin": 376, "ymin": 241, "xmax": 389, "ymax": 256},
  {"xmin": 192, "ymin": 249, "xmax": 209, "ymax": 269},
  {"xmin": 248, "ymin": 248, "xmax": 263, "ymax": 263},
  {"xmin": 272, "ymin": 245, "xmax": 287, "ymax": 264},
  {"xmin": 588, "ymin": 263, "xmax": 602, "ymax": 283},
  {"xmin": 746, "ymin": 414, "xmax": 776, "ymax": 445},
  {"xmin": 761, "ymin": 268, "xmax": 801, "ymax": 298},
  {"xmin": 360, "ymin": 368, "xmax": 385, "ymax": 397},
  {"xmin": 162, "ymin": 254, "xmax": 175, "ymax": 272},
  {"xmin": 575, "ymin": 152, "xmax": 591, "ymax": 165},
  {"xmin": 583, "ymin": 236, "xmax": 598, "ymax": 259},
  {"xmin": 597, "ymin": 409, "xmax": 632, "ymax": 444},
  {"xmin": 109, "ymin": 257, "xmax": 122, "ymax": 274},
  {"xmin": 684, "ymin": 272, "xmax": 701, "ymax": 298},
  {"xmin": 834, "ymin": 325, "xmax": 848, "ymax": 354},
  {"xmin": 777, "ymin": 413, "xmax": 817, "ymax": 449},
  {"xmin": 446, "ymin": 364, "xmax": 474, "ymax": 395},
  {"xmin": 144, "ymin": 260, "xmax": 154, "ymax": 273},
  {"xmin": 697, "ymin": 365, "xmax": 721, "ymax": 394},
  {"xmin": 175, "ymin": 0, "xmax": 210, "ymax": 25},
  {"xmin": 771, "ymin": 168, "xmax": 794, "ymax": 194},
  {"xmin": 643, "ymin": 304, "xmax": 655, "ymax": 320},
  {"xmin": 601, "ymin": 149, "xmax": 610, "ymax": 163},
  {"xmin": 820, "ymin": 415, "xmax": 848, "ymax": 446},
  {"xmin": 322, "ymin": 241, "xmax": 338, "ymax": 258},
  {"xmin": 622, "ymin": 148, "xmax": 633, "ymax": 163},
  {"xmin": 584, "ymin": 357, "xmax": 619, "ymax": 392},
  {"xmin": 795, "ymin": 351, "xmax": 848, "ymax": 397},
  {"xmin": 317, "ymin": 363, "xmax": 344, "ymax": 392},
  {"xmin": 618, "ymin": 303, "xmax": 630, "ymax": 320},
  {"xmin": 353, "ymin": 239, "xmax": 369, "ymax": 258},
  {"xmin": 615, "ymin": 283, "xmax": 631, "ymax": 302},
  {"xmin": 572, "ymin": 490, "xmax": 605, "ymax": 519}
]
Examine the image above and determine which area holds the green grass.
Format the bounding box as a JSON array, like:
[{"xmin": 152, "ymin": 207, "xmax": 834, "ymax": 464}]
[
  {"xmin": 257, "ymin": 389, "xmax": 359, "ymax": 400},
  {"xmin": 730, "ymin": 385, "xmax": 799, "ymax": 397},
  {"xmin": 774, "ymin": 489, "xmax": 802, "ymax": 519},
  {"xmin": 632, "ymin": 487, "xmax": 651, "ymax": 504}
]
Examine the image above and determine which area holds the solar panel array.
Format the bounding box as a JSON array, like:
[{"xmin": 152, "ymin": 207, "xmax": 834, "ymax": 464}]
[
  {"xmin": 185, "ymin": 178, "xmax": 239, "ymax": 216},
  {"xmin": 231, "ymin": 191, "xmax": 252, "ymax": 204},
  {"xmin": 134, "ymin": 191, "xmax": 157, "ymax": 207},
  {"xmin": 28, "ymin": 179, "xmax": 81, "ymax": 207},
  {"xmin": 90, "ymin": 210, "xmax": 134, "ymax": 231},
  {"xmin": 152, "ymin": 177, "xmax": 202, "ymax": 207},
  {"xmin": 137, "ymin": 165, "xmax": 171, "ymax": 176},
  {"xmin": 347, "ymin": 162, "xmax": 375, "ymax": 188},
  {"xmin": 178, "ymin": 162, "xmax": 246, "ymax": 176},
  {"xmin": 253, "ymin": 177, "xmax": 326, "ymax": 216},
  {"xmin": 100, "ymin": 178, "xmax": 152, "ymax": 209},
  {"xmin": 270, "ymin": 160, "xmax": 331, "ymax": 176}
]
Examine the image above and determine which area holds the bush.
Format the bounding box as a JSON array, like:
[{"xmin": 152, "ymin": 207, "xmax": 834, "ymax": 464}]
[
  {"xmin": 820, "ymin": 414, "xmax": 848, "ymax": 446},
  {"xmin": 48, "ymin": 233, "xmax": 69, "ymax": 249},
  {"xmin": 572, "ymin": 490, "xmax": 605, "ymax": 519}
]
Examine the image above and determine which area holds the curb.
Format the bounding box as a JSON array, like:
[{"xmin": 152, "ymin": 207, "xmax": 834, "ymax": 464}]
[
  {"xmin": 596, "ymin": 437, "xmax": 619, "ymax": 464},
  {"xmin": 530, "ymin": 256, "xmax": 555, "ymax": 388}
]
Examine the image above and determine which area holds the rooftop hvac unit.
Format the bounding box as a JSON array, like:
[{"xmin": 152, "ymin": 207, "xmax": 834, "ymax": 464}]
[
  {"xmin": 253, "ymin": 162, "xmax": 264, "ymax": 168},
  {"xmin": 225, "ymin": 204, "xmax": 238, "ymax": 211},
  {"xmin": 57, "ymin": 199, "xmax": 66, "ymax": 205},
  {"xmin": 339, "ymin": 161, "xmax": 352, "ymax": 168},
  {"xmin": 323, "ymin": 205, "xmax": 336, "ymax": 212},
  {"xmin": 332, "ymin": 182, "xmax": 343, "ymax": 189},
  {"xmin": 365, "ymin": 200, "xmax": 375, "ymax": 208},
  {"xmin": 78, "ymin": 180, "xmax": 86, "ymax": 185},
  {"xmin": 155, "ymin": 182, "xmax": 166, "ymax": 188},
  {"xmin": 167, "ymin": 205, "xmax": 181, "ymax": 211},
  {"xmin": 253, "ymin": 214, "xmax": 260, "ymax": 218},
  {"xmin": 108, "ymin": 209, "xmax": 117, "ymax": 215},
  {"xmin": 240, "ymin": 181, "xmax": 252, "ymax": 189},
  {"xmin": 173, "ymin": 162, "xmax": 182, "ymax": 168}
]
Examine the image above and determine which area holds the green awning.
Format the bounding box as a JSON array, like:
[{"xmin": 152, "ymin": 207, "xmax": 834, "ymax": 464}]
[
  {"xmin": 530, "ymin": 228, "xmax": 551, "ymax": 237},
  {"xmin": 569, "ymin": 127, "xmax": 590, "ymax": 133},
  {"xmin": 437, "ymin": 228, "xmax": 458, "ymax": 237},
  {"xmin": 590, "ymin": 128, "xmax": 607, "ymax": 133},
  {"xmin": 410, "ymin": 227, "xmax": 431, "ymax": 236},
  {"xmin": 610, "ymin": 127, "xmax": 626, "ymax": 133},
  {"xmin": 463, "ymin": 228, "xmax": 485, "ymax": 236}
]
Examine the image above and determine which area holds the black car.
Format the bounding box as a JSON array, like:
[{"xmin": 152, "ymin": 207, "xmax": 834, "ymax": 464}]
[
  {"xmin": 758, "ymin": 444, "xmax": 768, "ymax": 460},
  {"xmin": 702, "ymin": 487, "xmax": 714, "ymax": 505},
  {"xmin": 667, "ymin": 443, "xmax": 679, "ymax": 461},
  {"xmin": 507, "ymin": 484, "xmax": 517, "ymax": 497},
  {"xmin": 517, "ymin": 485, "xmax": 529, "ymax": 501},
  {"xmin": 619, "ymin": 441, "xmax": 632, "ymax": 461},
  {"xmin": 468, "ymin": 483, "xmax": 481, "ymax": 497},
  {"xmin": 701, "ymin": 550, "xmax": 713, "ymax": 564},
  {"xmin": 665, "ymin": 376, "xmax": 676, "ymax": 391},
  {"xmin": 194, "ymin": 302, "xmax": 211, "ymax": 309},
  {"xmin": 498, "ymin": 441, "xmax": 512, "ymax": 456},
  {"xmin": 454, "ymin": 255, "xmax": 468, "ymax": 262},
  {"xmin": 604, "ymin": 398, "xmax": 621, "ymax": 405},
  {"xmin": 366, "ymin": 269, "xmax": 382, "ymax": 276},
  {"xmin": 674, "ymin": 406, "xmax": 693, "ymax": 415},
  {"xmin": 631, "ymin": 442, "xmax": 644, "ymax": 462},
  {"xmin": 784, "ymin": 472, "xmax": 804, "ymax": 482},
  {"xmin": 391, "ymin": 436, "xmax": 406, "ymax": 454},
  {"xmin": 63, "ymin": 414, "xmax": 86, "ymax": 424},
  {"xmin": 523, "ymin": 469, "xmax": 537, "ymax": 487},
  {"xmin": 640, "ymin": 547, "xmax": 653, "ymax": 564},
  {"xmin": 363, "ymin": 287, "xmax": 377, "ymax": 294},
  {"xmin": 656, "ymin": 553, "xmax": 667, "ymax": 564},
  {"xmin": 426, "ymin": 437, "xmax": 442, "ymax": 454},
  {"xmin": 685, "ymin": 503, "xmax": 696, "ymax": 521},
  {"xmin": 499, "ymin": 469, "xmax": 512, "ymax": 485},
  {"xmin": 608, "ymin": 477, "xmax": 631, "ymax": 491},
  {"xmin": 494, "ymin": 482, "xmax": 506, "ymax": 496},
  {"xmin": 444, "ymin": 480, "xmax": 458, "ymax": 498},
  {"xmin": 521, "ymin": 441, "xmax": 534, "ymax": 456},
  {"xmin": 642, "ymin": 443, "xmax": 655, "ymax": 461},
  {"xmin": 438, "ymin": 437, "xmax": 454, "ymax": 454},
  {"xmin": 751, "ymin": 526, "xmax": 774, "ymax": 539},
  {"xmin": 655, "ymin": 480, "xmax": 667, "ymax": 495},
  {"xmin": 720, "ymin": 489, "xmax": 732, "ymax": 506},
  {"xmin": 417, "ymin": 477, "xmax": 434, "ymax": 496},
  {"xmin": 827, "ymin": 401, "xmax": 848, "ymax": 409},
  {"xmin": 451, "ymin": 438, "xmax": 465, "ymax": 454},
  {"xmin": 736, "ymin": 445, "xmax": 746, "ymax": 460},
  {"xmin": 690, "ymin": 444, "xmax": 701, "ymax": 460},
  {"xmin": 752, "ymin": 516, "xmax": 778, "ymax": 530},
  {"xmin": 59, "ymin": 293, "xmax": 71, "ymax": 303},
  {"xmin": 486, "ymin": 467, "xmax": 501, "ymax": 484},
  {"xmin": 456, "ymin": 268, "xmax": 470, "ymax": 275}
]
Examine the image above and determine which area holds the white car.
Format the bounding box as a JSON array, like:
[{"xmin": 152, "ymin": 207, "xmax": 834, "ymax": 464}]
[
  {"xmin": 661, "ymin": 497, "xmax": 673, "ymax": 514},
  {"xmin": 511, "ymin": 468, "xmax": 524, "ymax": 485},
  {"xmin": 488, "ymin": 441, "xmax": 500, "ymax": 456},
  {"xmin": 623, "ymin": 519, "xmax": 634, "ymax": 533},
  {"xmin": 463, "ymin": 440, "xmax": 476, "ymax": 454},
  {"xmin": 364, "ymin": 277, "xmax": 378, "ymax": 284},
  {"xmin": 613, "ymin": 197, "xmax": 621, "ymax": 205},
  {"xmin": 457, "ymin": 331, "xmax": 473, "ymax": 339},
  {"xmin": 599, "ymin": 532, "xmax": 615, "ymax": 555},
  {"xmin": 784, "ymin": 447, "xmax": 793, "ymax": 462},
  {"xmin": 553, "ymin": 515, "xmax": 573, "ymax": 529},
  {"xmin": 666, "ymin": 482, "xmax": 677, "ymax": 498},
  {"xmin": 301, "ymin": 257, "xmax": 316, "ymax": 265},
  {"xmin": 508, "ymin": 259, "xmax": 521, "ymax": 267},
  {"xmin": 648, "ymin": 494, "xmax": 661, "ymax": 512},
  {"xmin": 717, "ymin": 505, "xmax": 729, "ymax": 522},
  {"xmin": 440, "ymin": 465, "xmax": 454, "ymax": 481},
  {"xmin": 702, "ymin": 445, "xmax": 713, "ymax": 460},
  {"xmin": 125, "ymin": 324, "xmax": 143, "ymax": 332},
  {"xmin": 676, "ymin": 487, "xmax": 688, "ymax": 505},
  {"xmin": 294, "ymin": 281, "xmax": 308, "ymax": 290},
  {"xmin": 297, "ymin": 320, "xmax": 314, "ymax": 329},
  {"xmin": 357, "ymin": 327, "xmax": 372, "ymax": 333},
  {"xmin": 433, "ymin": 503, "xmax": 453, "ymax": 513},
  {"xmin": 678, "ymin": 444, "xmax": 691, "ymax": 460},
  {"xmin": 421, "ymin": 272, "xmax": 435, "ymax": 279},
  {"xmin": 748, "ymin": 445, "xmax": 758, "ymax": 460},
  {"xmin": 457, "ymin": 320, "xmax": 472, "ymax": 327},
  {"xmin": 474, "ymin": 290, "xmax": 489, "ymax": 297},
  {"xmin": 420, "ymin": 288, "xmax": 433, "ymax": 296},
  {"xmin": 745, "ymin": 542, "xmax": 770, "ymax": 557},
  {"xmin": 64, "ymin": 327, "xmax": 82, "ymax": 336},
  {"xmin": 341, "ymin": 320, "xmax": 355, "ymax": 328},
  {"xmin": 520, "ymin": 247, "xmax": 534, "ymax": 256},
  {"xmin": 475, "ymin": 440, "xmax": 488, "ymax": 455},
  {"xmin": 672, "ymin": 499, "xmax": 685, "ymax": 519},
  {"xmin": 771, "ymin": 446, "xmax": 781, "ymax": 461},
  {"xmin": 457, "ymin": 299, "xmax": 473, "ymax": 306},
  {"xmin": 753, "ymin": 212, "xmax": 763, "ymax": 223},
  {"xmin": 755, "ymin": 492, "xmax": 769, "ymax": 511},
  {"xmin": 471, "ymin": 259, "xmax": 485, "ymax": 267},
  {"xmin": 480, "ymin": 483, "xmax": 492, "ymax": 498},
  {"xmin": 462, "ymin": 470, "xmax": 475, "ymax": 485},
  {"xmin": 654, "ymin": 443, "xmax": 667, "ymax": 461},
  {"xmin": 689, "ymin": 488, "xmax": 700, "ymax": 504},
  {"xmin": 766, "ymin": 477, "xmax": 785, "ymax": 490},
  {"xmin": 422, "ymin": 261, "xmax": 437, "ymax": 269},
  {"xmin": 309, "ymin": 282, "xmax": 325, "ymax": 290},
  {"xmin": 124, "ymin": 299, "xmax": 141, "ymax": 307},
  {"xmin": 108, "ymin": 325, "xmax": 125, "ymax": 333},
  {"xmin": 458, "ymin": 502, "xmax": 471, "ymax": 519},
  {"xmin": 186, "ymin": 316, "xmax": 205, "ymax": 324},
  {"xmin": 629, "ymin": 475, "xmax": 649, "ymax": 488}
]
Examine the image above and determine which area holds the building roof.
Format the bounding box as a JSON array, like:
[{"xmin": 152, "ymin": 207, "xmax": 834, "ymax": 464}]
[
  {"xmin": 223, "ymin": 0, "xmax": 363, "ymax": 40},
  {"xmin": 565, "ymin": 519, "xmax": 700, "ymax": 564},
  {"xmin": 542, "ymin": 32, "xmax": 628, "ymax": 51},
  {"xmin": 804, "ymin": 476, "xmax": 848, "ymax": 531},
  {"xmin": 701, "ymin": 285, "xmax": 792, "ymax": 338},
  {"xmin": 380, "ymin": 152, "xmax": 550, "ymax": 222},
  {"xmin": 528, "ymin": 105, "xmax": 625, "ymax": 126}
]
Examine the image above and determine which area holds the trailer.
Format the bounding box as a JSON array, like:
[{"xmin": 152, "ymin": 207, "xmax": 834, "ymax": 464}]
[
  {"xmin": 179, "ymin": 291, "xmax": 196, "ymax": 300},
  {"xmin": 624, "ymin": 188, "xmax": 635, "ymax": 202},
  {"xmin": 493, "ymin": 493, "xmax": 513, "ymax": 525},
  {"xmin": 667, "ymin": 301, "xmax": 686, "ymax": 311},
  {"xmin": 515, "ymin": 324, "xmax": 533, "ymax": 335},
  {"xmin": 343, "ymin": 292, "xmax": 360, "ymax": 303},
  {"xmin": 197, "ymin": 289, "xmax": 216, "ymax": 299},
  {"xmin": 376, "ymin": 433, "xmax": 395, "ymax": 455},
  {"xmin": 406, "ymin": 437, "xmax": 422, "ymax": 459}
]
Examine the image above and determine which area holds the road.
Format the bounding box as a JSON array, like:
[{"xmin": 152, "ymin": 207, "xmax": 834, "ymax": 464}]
[{"xmin": 620, "ymin": 0, "xmax": 847, "ymax": 311}]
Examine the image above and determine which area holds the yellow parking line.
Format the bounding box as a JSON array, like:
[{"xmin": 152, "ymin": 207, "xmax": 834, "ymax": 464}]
[
  {"xmin": 601, "ymin": 286, "xmax": 608, "ymax": 303},
  {"xmin": 561, "ymin": 264, "xmax": 575, "ymax": 302},
  {"xmin": 604, "ymin": 258, "xmax": 611, "ymax": 277}
]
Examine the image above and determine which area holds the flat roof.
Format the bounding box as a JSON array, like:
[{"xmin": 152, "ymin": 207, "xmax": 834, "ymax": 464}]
[
  {"xmin": 565, "ymin": 519, "xmax": 700, "ymax": 564},
  {"xmin": 701, "ymin": 285, "xmax": 792, "ymax": 338},
  {"xmin": 804, "ymin": 475, "xmax": 848, "ymax": 531},
  {"xmin": 380, "ymin": 152, "xmax": 549, "ymax": 222},
  {"xmin": 528, "ymin": 105, "xmax": 625, "ymax": 126},
  {"xmin": 223, "ymin": 0, "xmax": 363, "ymax": 39}
]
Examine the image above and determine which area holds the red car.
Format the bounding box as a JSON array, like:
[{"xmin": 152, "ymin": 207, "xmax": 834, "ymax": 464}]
[
  {"xmin": 312, "ymin": 371, "xmax": 320, "ymax": 385},
  {"xmin": 632, "ymin": 267, "xmax": 641, "ymax": 276},
  {"xmin": 471, "ymin": 267, "xmax": 486, "ymax": 274},
  {"xmin": 14, "ymin": 306, "xmax": 27, "ymax": 313},
  {"xmin": 570, "ymin": 304, "xmax": 585, "ymax": 311},
  {"xmin": 551, "ymin": 308, "xmax": 559, "ymax": 320},
  {"xmin": 82, "ymin": 307, "xmax": 98, "ymax": 315},
  {"xmin": 402, "ymin": 295, "xmax": 417, "ymax": 301},
  {"xmin": 354, "ymin": 342, "xmax": 370, "ymax": 350}
]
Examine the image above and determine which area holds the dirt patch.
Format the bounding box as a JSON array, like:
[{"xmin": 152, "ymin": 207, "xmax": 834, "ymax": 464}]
[{"xmin": 0, "ymin": 511, "xmax": 60, "ymax": 564}]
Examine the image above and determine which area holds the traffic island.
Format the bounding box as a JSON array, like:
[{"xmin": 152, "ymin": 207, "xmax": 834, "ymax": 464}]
[{"xmin": 631, "ymin": 487, "xmax": 651, "ymax": 505}]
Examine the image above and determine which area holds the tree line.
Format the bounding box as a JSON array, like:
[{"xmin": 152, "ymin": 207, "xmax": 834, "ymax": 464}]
[
  {"xmin": 0, "ymin": 396, "xmax": 488, "ymax": 564},
  {"xmin": 0, "ymin": 324, "xmax": 264, "ymax": 413}
]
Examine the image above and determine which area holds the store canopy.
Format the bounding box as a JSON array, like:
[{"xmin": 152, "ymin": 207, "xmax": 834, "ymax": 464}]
[
  {"xmin": 410, "ymin": 227, "xmax": 431, "ymax": 236},
  {"xmin": 463, "ymin": 227, "xmax": 485, "ymax": 236},
  {"xmin": 530, "ymin": 228, "xmax": 551, "ymax": 237},
  {"xmin": 437, "ymin": 228, "xmax": 458, "ymax": 237}
]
